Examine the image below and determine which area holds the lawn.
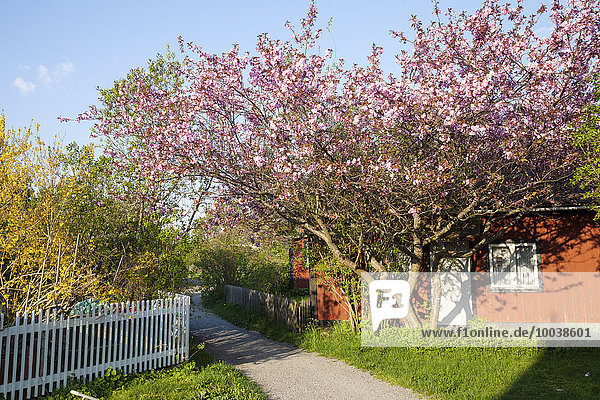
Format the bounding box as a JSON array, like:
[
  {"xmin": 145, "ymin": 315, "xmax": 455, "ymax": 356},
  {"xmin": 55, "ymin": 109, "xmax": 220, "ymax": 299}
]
[{"xmin": 204, "ymin": 298, "xmax": 600, "ymax": 400}]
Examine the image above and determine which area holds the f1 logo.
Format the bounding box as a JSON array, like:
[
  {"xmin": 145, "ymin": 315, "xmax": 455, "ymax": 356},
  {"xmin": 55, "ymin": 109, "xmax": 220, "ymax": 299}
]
[{"xmin": 369, "ymin": 280, "xmax": 410, "ymax": 331}]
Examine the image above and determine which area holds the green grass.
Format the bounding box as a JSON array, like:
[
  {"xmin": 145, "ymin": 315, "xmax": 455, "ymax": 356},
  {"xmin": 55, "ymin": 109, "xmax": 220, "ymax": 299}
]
[
  {"xmin": 275, "ymin": 287, "xmax": 310, "ymax": 301},
  {"xmin": 42, "ymin": 337, "xmax": 267, "ymax": 400},
  {"xmin": 204, "ymin": 298, "xmax": 600, "ymax": 400}
]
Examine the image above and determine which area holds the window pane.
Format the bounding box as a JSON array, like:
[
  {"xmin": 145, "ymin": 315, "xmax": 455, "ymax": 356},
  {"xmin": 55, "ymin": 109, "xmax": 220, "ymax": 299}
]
[
  {"xmin": 516, "ymin": 244, "xmax": 537, "ymax": 287},
  {"xmin": 491, "ymin": 246, "xmax": 517, "ymax": 287},
  {"xmin": 489, "ymin": 243, "xmax": 540, "ymax": 290}
]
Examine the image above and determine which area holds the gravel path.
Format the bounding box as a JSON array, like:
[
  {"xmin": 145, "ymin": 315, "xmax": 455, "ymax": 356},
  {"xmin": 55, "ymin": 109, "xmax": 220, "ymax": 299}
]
[{"xmin": 188, "ymin": 293, "xmax": 428, "ymax": 400}]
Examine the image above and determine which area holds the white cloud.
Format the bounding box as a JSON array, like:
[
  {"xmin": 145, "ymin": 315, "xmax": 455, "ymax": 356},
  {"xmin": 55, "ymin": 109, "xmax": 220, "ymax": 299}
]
[
  {"xmin": 13, "ymin": 77, "xmax": 37, "ymax": 95},
  {"xmin": 38, "ymin": 65, "xmax": 51, "ymax": 85},
  {"xmin": 38, "ymin": 61, "xmax": 75, "ymax": 85}
]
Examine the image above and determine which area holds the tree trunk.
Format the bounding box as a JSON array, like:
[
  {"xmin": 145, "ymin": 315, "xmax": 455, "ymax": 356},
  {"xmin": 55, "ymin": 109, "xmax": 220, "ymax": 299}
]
[
  {"xmin": 405, "ymin": 239, "xmax": 423, "ymax": 329},
  {"xmin": 429, "ymin": 271, "xmax": 441, "ymax": 329}
]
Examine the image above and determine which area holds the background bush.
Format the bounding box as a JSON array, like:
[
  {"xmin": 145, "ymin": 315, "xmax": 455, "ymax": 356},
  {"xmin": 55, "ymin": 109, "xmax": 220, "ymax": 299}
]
[{"xmin": 187, "ymin": 224, "xmax": 290, "ymax": 298}]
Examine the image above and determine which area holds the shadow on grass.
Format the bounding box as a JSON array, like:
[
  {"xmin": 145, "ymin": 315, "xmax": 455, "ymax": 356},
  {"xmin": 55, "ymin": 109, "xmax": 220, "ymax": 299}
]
[{"xmin": 496, "ymin": 347, "xmax": 600, "ymax": 399}]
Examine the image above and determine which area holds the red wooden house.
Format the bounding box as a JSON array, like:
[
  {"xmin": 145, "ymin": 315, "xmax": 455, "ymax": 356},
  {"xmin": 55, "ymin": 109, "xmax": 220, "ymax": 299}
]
[
  {"xmin": 291, "ymin": 207, "xmax": 600, "ymax": 323},
  {"xmin": 471, "ymin": 207, "xmax": 600, "ymax": 324}
]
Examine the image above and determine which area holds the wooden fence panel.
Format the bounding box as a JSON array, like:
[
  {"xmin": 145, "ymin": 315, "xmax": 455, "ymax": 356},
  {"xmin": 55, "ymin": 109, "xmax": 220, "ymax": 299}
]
[{"xmin": 224, "ymin": 285, "xmax": 313, "ymax": 331}]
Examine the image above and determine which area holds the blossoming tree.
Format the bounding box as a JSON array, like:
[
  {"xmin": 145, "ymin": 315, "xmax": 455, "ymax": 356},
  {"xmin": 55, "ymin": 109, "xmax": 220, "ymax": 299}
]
[{"xmin": 81, "ymin": 0, "xmax": 600, "ymax": 326}]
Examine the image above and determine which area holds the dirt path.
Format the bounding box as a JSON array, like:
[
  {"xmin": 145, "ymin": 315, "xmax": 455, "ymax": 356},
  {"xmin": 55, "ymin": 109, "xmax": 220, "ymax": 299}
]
[{"xmin": 188, "ymin": 293, "xmax": 428, "ymax": 400}]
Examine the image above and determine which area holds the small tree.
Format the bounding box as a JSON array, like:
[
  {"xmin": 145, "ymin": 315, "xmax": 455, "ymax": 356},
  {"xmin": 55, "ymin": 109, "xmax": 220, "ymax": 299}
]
[{"xmin": 572, "ymin": 77, "xmax": 600, "ymax": 215}]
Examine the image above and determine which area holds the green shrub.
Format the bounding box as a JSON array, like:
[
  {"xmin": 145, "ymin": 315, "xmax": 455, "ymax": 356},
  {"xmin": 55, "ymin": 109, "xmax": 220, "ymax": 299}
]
[
  {"xmin": 276, "ymin": 287, "xmax": 310, "ymax": 299},
  {"xmin": 187, "ymin": 227, "xmax": 289, "ymax": 296}
]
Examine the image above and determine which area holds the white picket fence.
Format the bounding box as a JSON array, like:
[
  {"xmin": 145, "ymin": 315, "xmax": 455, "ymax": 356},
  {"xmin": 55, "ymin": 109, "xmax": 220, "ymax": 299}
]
[{"xmin": 0, "ymin": 295, "xmax": 189, "ymax": 400}]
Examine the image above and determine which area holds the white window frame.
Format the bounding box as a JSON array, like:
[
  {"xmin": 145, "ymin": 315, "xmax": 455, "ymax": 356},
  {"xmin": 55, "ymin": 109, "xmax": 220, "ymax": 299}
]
[{"xmin": 488, "ymin": 241, "xmax": 542, "ymax": 292}]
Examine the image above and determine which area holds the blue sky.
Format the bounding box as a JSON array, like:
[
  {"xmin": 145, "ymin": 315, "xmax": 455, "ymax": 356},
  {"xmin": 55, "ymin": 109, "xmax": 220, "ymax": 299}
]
[{"xmin": 2, "ymin": 0, "xmax": 544, "ymax": 146}]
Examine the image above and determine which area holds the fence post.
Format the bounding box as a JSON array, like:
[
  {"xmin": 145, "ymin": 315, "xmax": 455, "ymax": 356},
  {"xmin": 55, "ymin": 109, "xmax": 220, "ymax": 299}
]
[
  {"xmin": 3, "ymin": 313, "xmax": 10, "ymax": 399},
  {"xmin": 19, "ymin": 310, "xmax": 29, "ymax": 399},
  {"xmin": 147, "ymin": 301, "xmax": 152, "ymax": 369},
  {"xmin": 184, "ymin": 296, "xmax": 190, "ymax": 360},
  {"xmin": 141, "ymin": 300, "xmax": 147, "ymax": 370},
  {"xmin": 12, "ymin": 312, "xmax": 20, "ymax": 395},
  {"xmin": 57, "ymin": 310, "xmax": 66, "ymax": 388},
  {"xmin": 123, "ymin": 302, "xmax": 130, "ymax": 373},
  {"xmin": 34, "ymin": 310, "xmax": 43, "ymax": 397},
  {"xmin": 94, "ymin": 306, "xmax": 101, "ymax": 379},
  {"xmin": 158, "ymin": 299, "xmax": 164, "ymax": 369},
  {"xmin": 106, "ymin": 304, "xmax": 113, "ymax": 371},
  {"xmin": 64, "ymin": 311, "xmax": 71, "ymax": 388}
]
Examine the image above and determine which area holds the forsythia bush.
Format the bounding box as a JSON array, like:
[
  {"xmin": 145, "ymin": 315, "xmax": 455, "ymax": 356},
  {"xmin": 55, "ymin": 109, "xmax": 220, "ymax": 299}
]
[{"xmin": 0, "ymin": 114, "xmax": 188, "ymax": 316}]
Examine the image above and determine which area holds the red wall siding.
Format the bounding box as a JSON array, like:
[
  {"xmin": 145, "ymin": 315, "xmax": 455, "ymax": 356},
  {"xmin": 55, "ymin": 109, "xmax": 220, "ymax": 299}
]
[
  {"xmin": 474, "ymin": 212, "xmax": 600, "ymax": 273},
  {"xmin": 474, "ymin": 211, "xmax": 600, "ymax": 322},
  {"xmin": 291, "ymin": 240, "xmax": 309, "ymax": 289}
]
